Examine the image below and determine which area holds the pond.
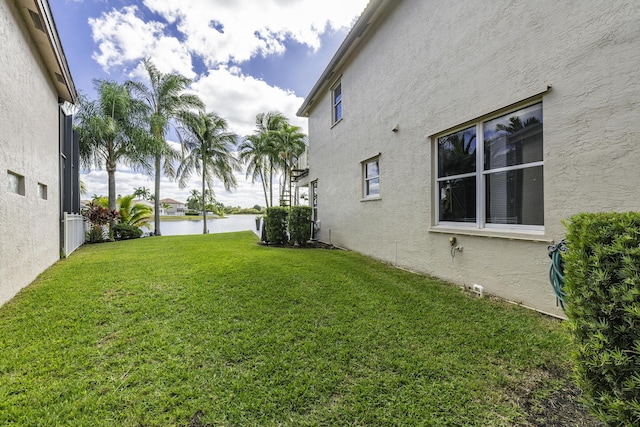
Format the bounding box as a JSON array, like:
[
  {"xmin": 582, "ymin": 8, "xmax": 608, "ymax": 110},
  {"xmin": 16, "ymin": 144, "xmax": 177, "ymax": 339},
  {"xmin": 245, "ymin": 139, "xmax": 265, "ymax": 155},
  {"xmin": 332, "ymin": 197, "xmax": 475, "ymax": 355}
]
[{"xmin": 150, "ymin": 215, "xmax": 260, "ymax": 236}]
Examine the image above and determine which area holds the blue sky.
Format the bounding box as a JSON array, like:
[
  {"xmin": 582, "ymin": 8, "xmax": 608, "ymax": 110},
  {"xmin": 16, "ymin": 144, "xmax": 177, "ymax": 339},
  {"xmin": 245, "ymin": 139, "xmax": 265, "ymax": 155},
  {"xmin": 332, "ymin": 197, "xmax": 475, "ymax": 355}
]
[{"xmin": 50, "ymin": 0, "xmax": 369, "ymax": 207}]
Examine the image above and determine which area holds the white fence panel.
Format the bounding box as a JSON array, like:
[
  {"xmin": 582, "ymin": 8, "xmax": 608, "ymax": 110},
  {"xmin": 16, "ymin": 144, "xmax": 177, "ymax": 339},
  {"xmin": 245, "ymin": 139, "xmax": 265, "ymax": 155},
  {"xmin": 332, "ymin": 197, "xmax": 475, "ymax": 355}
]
[{"xmin": 63, "ymin": 212, "xmax": 86, "ymax": 258}]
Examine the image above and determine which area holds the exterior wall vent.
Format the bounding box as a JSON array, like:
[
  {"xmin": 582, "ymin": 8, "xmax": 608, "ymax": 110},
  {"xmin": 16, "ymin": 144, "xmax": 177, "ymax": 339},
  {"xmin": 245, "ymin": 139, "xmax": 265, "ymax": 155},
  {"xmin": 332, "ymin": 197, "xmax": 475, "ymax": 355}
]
[
  {"xmin": 55, "ymin": 73, "xmax": 65, "ymax": 84},
  {"xmin": 28, "ymin": 9, "xmax": 45, "ymax": 33}
]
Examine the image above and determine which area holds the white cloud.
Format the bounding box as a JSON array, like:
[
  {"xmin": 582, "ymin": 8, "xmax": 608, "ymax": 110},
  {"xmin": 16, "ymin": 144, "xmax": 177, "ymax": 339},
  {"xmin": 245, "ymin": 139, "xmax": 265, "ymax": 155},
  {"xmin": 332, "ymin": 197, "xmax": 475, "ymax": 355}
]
[
  {"xmin": 89, "ymin": 6, "xmax": 195, "ymax": 78},
  {"xmin": 191, "ymin": 66, "xmax": 307, "ymax": 137},
  {"xmin": 90, "ymin": 0, "xmax": 369, "ymax": 72}
]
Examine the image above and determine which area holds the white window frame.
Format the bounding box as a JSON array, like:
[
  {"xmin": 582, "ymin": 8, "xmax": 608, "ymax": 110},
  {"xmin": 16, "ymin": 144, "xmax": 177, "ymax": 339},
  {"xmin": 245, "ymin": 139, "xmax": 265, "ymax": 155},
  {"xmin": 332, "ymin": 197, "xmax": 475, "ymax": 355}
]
[
  {"xmin": 363, "ymin": 156, "xmax": 381, "ymax": 199},
  {"xmin": 332, "ymin": 81, "xmax": 343, "ymax": 124},
  {"xmin": 38, "ymin": 182, "xmax": 48, "ymax": 200},
  {"xmin": 434, "ymin": 101, "xmax": 544, "ymax": 233}
]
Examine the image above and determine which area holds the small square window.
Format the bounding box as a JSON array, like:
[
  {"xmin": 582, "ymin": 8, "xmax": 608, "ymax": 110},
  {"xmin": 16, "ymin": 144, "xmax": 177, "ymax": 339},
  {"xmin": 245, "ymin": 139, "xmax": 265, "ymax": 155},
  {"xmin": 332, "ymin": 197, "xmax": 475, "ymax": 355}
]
[
  {"xmin": 332, "ymin": 82, "xmax": 342, "ymax": 124},
  {"xmin": 38, "ymin": 183, "xmax": 48, "ymax": 200},
  {"xmin": 363, "ymin": 157, "xmax": 380, "ymax": 198},
  {"xmin": 7, "ymin": 171, "xmax": 25, "ymax": 195}
]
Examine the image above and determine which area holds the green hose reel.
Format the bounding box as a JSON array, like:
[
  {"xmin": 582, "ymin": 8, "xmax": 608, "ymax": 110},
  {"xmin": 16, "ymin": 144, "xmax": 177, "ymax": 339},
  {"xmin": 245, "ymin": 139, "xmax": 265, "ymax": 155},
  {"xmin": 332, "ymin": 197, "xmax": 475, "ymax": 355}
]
[{"xmin": 547, "ymin": 239, "xmax": 567, "ymax": 311}]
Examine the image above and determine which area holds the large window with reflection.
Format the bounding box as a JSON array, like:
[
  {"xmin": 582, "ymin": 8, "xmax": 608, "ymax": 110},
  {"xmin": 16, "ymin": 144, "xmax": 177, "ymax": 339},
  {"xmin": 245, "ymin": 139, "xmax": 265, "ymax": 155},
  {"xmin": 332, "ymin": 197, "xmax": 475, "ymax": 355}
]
[{"xmin": 436, "ymin": 102, "xmax": 543, "ymax": 230}]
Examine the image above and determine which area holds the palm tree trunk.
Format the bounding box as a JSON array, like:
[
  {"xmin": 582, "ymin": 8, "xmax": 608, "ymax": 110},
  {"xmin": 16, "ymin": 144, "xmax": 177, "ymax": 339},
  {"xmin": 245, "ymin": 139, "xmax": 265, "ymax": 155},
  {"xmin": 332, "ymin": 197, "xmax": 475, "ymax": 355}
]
[
  {"xmin": 107, "ymin": 167, "xmax": 116, "ymax": 233},
  {"xmin": 154, "ymin": 154, "xmax": 162, "ymax": 236},
  {"xmin": 202, "ymin": 169, "xmax": 207, "ymax": 234},
  {"xmin": 269, "ymin": 165, "xmax": 274, "ymax": 207},
  {"xmin": 259, "ymin": 167, "xmax": 269, "ymax": 208}
]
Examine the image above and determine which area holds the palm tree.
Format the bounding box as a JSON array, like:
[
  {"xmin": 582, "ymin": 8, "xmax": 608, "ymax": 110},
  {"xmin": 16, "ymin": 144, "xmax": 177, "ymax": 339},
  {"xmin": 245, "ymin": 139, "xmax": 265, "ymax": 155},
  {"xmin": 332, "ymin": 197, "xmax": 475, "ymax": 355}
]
[
  {"xmin": 239, "ymin": 132, "xmax": 270, "ymax": 208},
  {"xmin": 274, "ymin": 122, "xmax": 306, "ymax": 206},
  {"xmin": 132, "ymin": 186, "xmax": 152, "ymax": 200},
  {"xmin": 127, "ymin": 58, "xmax": 204, "ymax": 236},
  {"xmin": 186, "ymin": 189, "xmax": 202, "ymax": 211},
  {"xmin": 495, "ymin": 116, "xmax": 540, "ymax": 134},
  {"xmin": 75, "ymin": 80, "xmax": 153, "ymax": 228},
  {"xmin": 177, "ymin": 111, "xmax": 240, "ymax": 234},
  {"xmin": 240, "ymin": 112, "xmax": 287, "ymax": 208}
]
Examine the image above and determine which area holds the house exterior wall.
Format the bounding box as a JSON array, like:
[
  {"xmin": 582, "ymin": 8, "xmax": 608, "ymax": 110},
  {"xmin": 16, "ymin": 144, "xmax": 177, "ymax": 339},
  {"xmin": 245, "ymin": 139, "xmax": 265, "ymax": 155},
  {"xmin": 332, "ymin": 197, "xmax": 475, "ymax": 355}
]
[
  {"xmin": 303, "ymin": 0, "xmax": 640, "ymax": 317},
  {"xmin": 0, "ymin": 0, "xmax": 63, "ymax": 305}
]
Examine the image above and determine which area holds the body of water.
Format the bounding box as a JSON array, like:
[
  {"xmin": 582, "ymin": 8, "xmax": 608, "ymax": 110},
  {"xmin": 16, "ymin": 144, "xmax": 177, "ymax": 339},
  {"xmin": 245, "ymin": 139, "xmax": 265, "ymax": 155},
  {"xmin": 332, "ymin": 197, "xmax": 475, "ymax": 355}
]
[{"xmin": 150, "ymin": 215, "xmax": 261, "ymax": 236}]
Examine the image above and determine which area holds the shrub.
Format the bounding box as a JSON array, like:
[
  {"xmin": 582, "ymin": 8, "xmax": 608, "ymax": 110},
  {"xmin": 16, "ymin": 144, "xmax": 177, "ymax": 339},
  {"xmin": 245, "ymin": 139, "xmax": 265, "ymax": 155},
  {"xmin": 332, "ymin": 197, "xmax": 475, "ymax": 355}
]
[
  {"xmin": 563, "ymin": 212, "xmax": 640, "ymax": 426},
  {"xmin": 289, "ymin": 206, "xmax": 312, "ymax": 246},
  {"xmin": 265, "ymin": 207, "xmax": 289, "ymax": 244},
  {"xmin": 112, "ymin": 224, "xmax": 142, "ymax": 240},
  {"xmin": 185, "ymin": 211, "xmax": 199, "ymax": 216},
  {"xmin": 86, "ymin": 226, "xmax": 106, "ymax": 244},
  {"xmin": 82, "ymin": 202, "xmax": 118, "ymax": 243}
]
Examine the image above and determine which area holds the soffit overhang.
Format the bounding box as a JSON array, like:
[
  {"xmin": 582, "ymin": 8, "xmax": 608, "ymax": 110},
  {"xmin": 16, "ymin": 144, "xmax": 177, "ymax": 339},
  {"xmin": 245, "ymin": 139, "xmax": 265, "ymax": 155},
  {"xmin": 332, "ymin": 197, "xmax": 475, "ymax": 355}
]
[{"xmin": 15, "ymin": 0, "xmax": 77, "ymax": 104}]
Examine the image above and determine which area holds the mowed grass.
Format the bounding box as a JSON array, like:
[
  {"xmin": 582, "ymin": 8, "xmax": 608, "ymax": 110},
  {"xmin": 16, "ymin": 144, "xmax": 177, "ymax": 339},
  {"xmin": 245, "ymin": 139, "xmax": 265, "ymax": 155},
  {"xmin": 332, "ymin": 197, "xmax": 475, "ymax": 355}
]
[{"xmin": 0, "ymin": 232, "xmax": 577, "ymax": 426}]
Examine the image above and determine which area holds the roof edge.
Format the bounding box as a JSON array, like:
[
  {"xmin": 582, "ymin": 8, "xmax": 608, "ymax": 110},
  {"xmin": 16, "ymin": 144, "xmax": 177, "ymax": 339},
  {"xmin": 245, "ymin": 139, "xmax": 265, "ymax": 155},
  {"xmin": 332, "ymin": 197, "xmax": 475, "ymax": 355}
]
[
  {"xmin": 19, "ymin": 0, "xmax": 78, "ymax": 103},
  {"xmin": 296, "ymin": 0, "xmax": 395, "ymax": 117}
]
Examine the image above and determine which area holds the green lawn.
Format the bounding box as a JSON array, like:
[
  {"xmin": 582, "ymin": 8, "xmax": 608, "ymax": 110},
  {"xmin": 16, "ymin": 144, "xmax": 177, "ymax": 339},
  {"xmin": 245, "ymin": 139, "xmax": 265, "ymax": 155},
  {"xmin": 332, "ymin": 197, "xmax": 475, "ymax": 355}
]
[{"xmin": 0, "ymin": 232, "xmax": 596, "ymax": 426}]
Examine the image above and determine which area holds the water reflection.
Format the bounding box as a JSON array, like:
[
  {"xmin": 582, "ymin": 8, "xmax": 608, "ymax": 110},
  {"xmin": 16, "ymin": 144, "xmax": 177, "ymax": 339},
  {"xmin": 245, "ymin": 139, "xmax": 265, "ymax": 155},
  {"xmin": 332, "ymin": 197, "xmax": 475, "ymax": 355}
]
[{"xmin": 150, "ymin": 215, "xmax": 259, "ymax": 236}]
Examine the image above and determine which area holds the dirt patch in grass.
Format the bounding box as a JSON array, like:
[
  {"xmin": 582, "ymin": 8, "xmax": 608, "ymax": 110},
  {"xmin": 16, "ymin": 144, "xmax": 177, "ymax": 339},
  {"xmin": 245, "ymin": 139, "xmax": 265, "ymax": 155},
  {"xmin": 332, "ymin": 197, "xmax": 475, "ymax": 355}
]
[{"xmin": 513, "ymin": 367, "xmax": 604, "ymax": 427}]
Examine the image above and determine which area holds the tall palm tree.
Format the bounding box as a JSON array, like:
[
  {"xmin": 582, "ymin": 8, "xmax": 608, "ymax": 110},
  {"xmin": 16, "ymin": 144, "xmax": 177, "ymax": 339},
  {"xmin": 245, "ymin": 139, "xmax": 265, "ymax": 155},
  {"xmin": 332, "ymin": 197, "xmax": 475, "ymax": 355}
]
[
  {"xmin": 239, "ymin": 132, "xmax": 270, "ymax": 208},
  {"xmin": 274, "ymin": 122, "xmax": 307, "ymax": 206},
  {"xmin": 132, "ymin": 186, "xmax": 152, "ymax": 200},
  {"xmin": 75, "ymin": 80, "xmax": 153, "ymax": 228},
  {"xmin": 127, "ymin": 58, "xmax": 204, "ymax": 236},
  {"xmin": 177, "ymin": 111, "xmax": 240, "ymax": 234},
  {"xmin": 240, "ymin": 112, "xmax": 287, "ymax": 208}
]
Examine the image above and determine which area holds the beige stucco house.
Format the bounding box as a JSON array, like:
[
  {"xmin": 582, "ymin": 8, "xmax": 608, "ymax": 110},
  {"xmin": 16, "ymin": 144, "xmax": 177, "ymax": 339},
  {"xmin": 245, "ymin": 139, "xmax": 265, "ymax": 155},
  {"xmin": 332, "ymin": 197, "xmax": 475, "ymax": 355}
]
[
  {"xmin": 297, "ymin": 0, "xmax": 640, "ymax": 317},
  {"xmin": 160, "ymin": 198, "xmax": 186, "ymax": 216},
  {"xmin": 1, "ymin": 0, "xmax": 78, "ymax": 306}
]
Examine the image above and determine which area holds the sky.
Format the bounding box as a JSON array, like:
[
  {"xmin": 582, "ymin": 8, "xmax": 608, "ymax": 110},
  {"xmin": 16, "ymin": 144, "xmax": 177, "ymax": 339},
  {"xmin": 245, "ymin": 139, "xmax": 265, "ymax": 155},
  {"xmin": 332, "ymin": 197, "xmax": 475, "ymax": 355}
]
[{"xmin": 50, "ymin": 0, "xmax": 369, "ymax": 208}]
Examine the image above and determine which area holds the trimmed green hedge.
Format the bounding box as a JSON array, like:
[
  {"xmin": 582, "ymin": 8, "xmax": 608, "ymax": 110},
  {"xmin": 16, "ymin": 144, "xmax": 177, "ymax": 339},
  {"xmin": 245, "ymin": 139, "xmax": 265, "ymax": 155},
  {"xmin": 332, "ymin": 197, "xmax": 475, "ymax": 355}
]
[
  {"xmin": 265, "ymin": 207, "xmax": 289, "ymax": 244},
  {"xmin": 564, "ymin": 212, "xmax": 640, "ymax": 426},
  {"xmin": 289, "ymin": 206, "xmax": 312, "ymax": 246},
  {"xmin": 113, "ymin": 224, "xmax": 143, "ymax": 240}
]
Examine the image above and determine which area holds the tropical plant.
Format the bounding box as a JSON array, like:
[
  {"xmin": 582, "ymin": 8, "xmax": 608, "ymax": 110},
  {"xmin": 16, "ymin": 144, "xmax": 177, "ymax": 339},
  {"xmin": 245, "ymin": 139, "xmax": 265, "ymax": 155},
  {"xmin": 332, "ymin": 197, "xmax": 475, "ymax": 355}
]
[
  {"xmin": 274, "ymin": 122, "xmax": 306, "ymax": 207},
  {"xmin": 240, "ymin": 112, "xmax": 287, "ymax": 208},
  {"xmin": 127, "ymin": 58, "xmax": 205, "ymax": 236},
  {"xmin": 75, "ymin": 80, "xmax": 153, "ymax": 228},
  {"xmin": 81, "ymin": 201, "xmax": 118, "ymax": 243},
  {"xmin": 186, "ymin": 189, "xmax": 202, "ymax": 211},
  {"xmin": 94, "ymin": 195, "xmax": 152, "ymax": 229},
  {"xmin": 132, "ymin": 186, "xmax": 152, "ymax": 200},
  {"xmin": 240, "ymin": 112, "xmax": 307, "ymax": 208},
  {"xmin": 177, "ymin": 111, "xmax": 240, "ymax": 234}
]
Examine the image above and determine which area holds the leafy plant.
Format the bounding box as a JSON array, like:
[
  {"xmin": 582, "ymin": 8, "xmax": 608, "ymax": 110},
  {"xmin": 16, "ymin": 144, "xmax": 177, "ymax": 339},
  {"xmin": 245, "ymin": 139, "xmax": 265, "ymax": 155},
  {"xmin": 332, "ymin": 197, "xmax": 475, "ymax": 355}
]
[
  {"xmin": 82, "ymin": 201, "xmax": 118, "ymax": 243},
  {"xmin": 289, "ymin": 206, "xmax": 312, "ymax": 246},
  {"xmin": 265, "ymin": 206, "xmax": 288, "ymax": 244},
  {"xmin": 563, "ymin": 212, "xmax": 640, "ymax": 426}
]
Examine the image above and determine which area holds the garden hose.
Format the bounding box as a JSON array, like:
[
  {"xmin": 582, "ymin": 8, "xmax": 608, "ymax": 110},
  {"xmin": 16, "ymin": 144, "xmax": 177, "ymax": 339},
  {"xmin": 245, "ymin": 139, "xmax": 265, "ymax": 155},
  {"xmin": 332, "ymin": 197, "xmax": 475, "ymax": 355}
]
[{"xmin": 547, "ymin": 239, "xmax": 567, "ymax": 311}]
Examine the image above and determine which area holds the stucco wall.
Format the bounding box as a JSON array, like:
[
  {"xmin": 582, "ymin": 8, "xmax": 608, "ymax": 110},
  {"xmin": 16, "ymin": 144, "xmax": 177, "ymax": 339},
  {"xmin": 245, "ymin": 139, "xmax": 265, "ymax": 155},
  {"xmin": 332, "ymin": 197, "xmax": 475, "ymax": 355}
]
[
  {"xmin": 305, "ymin": 0, "xmax": 640, "ymax": 317},
  {"xmin": 0, "ymin": 1, "xmax": 61, "ymax": 306}
]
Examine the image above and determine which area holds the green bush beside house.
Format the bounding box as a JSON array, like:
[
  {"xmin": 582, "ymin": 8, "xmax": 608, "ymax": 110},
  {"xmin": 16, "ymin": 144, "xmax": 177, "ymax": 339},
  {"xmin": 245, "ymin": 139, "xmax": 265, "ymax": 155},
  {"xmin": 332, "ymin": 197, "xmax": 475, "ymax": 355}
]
[{"xmin": 563, "ymin": 212, "xmax": 640, "ymax": 426}]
